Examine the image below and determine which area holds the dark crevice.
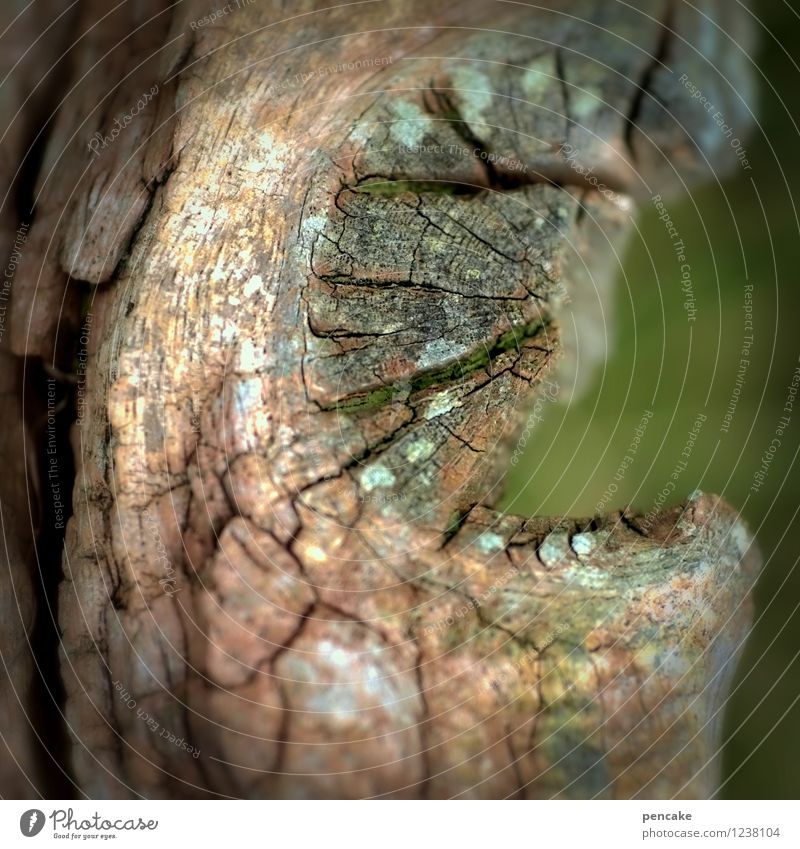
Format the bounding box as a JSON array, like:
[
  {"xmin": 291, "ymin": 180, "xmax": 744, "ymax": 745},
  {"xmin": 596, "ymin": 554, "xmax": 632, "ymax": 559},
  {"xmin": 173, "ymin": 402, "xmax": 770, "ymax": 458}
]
[
  {"xmin": 619, "ymin": 512, "xmax": 648, "ymax": 539},
  {"xmin": 439, "ymin": 502, "xmax": 478, "ymax": 548},
  {"xmin": 505, "ymin": 725, "xmax": 526, "ymax": 799},
  {"xmin": 315, "ymin": 268, "xmax": 536, "ymax": 301},
  {"xmin": 319, "ymin": 316, "xmax": 550, "ymax": 411},
  {"xmin": 351, "ymin": 161, "xmax": 632, "ymax": 203},
  {"xmin": 15, "ymin": 123, "xmax": 49, "ymax": 229},
  {"xmin": 413, "ymin": 84, "xmax": 632, "ymax": 199},
  {"xmin": 352, "ymin": 176, "xmax": 489, "ymax": 197},
  {"xmin": 554, "ymin": 47, "xmax": 571, "ymax": 145},
  {"xmin": 25, "ymin": 361, "xmax": 76, "ymax": 797},
  {"xmin": 424, "ymin": 86, "xmax": 531, "ymax": 192},
  {"xmin": 440, "ymin": 423, "xmax": 482, "ymax": 454},
  {"xmin": 412, "ymin": 640, "xmax": 432, "ymax": 799},
  {"xmin": 413, "ymin": 196, "xmax": 524, "ymax": 265},
  {"xmin": 269, "ymin": 602, "xmax": 315, "ymax": 780},
  {"xmin": 12, "ymin": 2, "xmax": 81, "ymax": 224},
  {"xmin": 102, "ymin": 657, "xmax": 128, "ymax": 784},
  {"xmin": 9, "ymin": 2, "xmax": 84, "ymax": 797},
  {"xmin": 624, "ymin": 0, "xmax": 677, "ymax": 159}
]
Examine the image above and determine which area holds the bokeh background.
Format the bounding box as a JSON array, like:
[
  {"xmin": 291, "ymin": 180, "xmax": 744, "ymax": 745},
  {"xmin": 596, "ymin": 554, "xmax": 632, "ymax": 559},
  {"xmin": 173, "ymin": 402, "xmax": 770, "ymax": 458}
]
[{"xmin": 504, "ymin": 0, "xmax": 800, "ymax": 798}]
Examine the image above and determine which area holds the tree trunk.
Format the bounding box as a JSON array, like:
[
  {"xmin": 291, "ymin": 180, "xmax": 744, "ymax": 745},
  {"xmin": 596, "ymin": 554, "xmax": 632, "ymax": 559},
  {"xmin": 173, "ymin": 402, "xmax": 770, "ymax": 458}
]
[{"xmin": 1, "ymin": 0, "xmax": 760, "ymax": 798}]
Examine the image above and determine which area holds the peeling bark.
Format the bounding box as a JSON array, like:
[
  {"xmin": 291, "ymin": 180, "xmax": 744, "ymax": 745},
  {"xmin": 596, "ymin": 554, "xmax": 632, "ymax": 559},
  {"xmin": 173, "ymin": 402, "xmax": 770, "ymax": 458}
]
[{"xmin": 1, "ymin": 0, "xmax": 759, "ymax": 798}]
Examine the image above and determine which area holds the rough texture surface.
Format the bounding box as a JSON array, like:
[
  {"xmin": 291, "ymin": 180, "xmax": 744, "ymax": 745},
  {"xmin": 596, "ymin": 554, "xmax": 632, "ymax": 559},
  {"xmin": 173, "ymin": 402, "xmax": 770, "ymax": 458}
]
[{"xmin": 0, "ymin": 0, "xmax": 759, "ymax": 798}]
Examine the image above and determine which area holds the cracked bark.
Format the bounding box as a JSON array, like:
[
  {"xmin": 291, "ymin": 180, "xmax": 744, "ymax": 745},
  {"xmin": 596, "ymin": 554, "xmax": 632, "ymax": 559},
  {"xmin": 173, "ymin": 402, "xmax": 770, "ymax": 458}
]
[{"xmin": 0, "ymin": 0, "xmax": 760, "ymax": 798}]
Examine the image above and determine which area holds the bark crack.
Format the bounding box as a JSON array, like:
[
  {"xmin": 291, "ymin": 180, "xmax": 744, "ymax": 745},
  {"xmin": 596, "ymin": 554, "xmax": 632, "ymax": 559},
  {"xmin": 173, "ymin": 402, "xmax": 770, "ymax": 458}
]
[{"xmin": 624, "ymin": 0, "xmax": 677, "ymax": 160}]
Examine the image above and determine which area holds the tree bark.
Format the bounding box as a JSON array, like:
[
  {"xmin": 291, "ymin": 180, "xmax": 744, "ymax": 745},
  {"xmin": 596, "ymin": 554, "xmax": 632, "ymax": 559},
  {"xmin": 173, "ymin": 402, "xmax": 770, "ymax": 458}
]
[{"xmin": 1, "ymin": 0, "xmax": 760, "ymax": 798}]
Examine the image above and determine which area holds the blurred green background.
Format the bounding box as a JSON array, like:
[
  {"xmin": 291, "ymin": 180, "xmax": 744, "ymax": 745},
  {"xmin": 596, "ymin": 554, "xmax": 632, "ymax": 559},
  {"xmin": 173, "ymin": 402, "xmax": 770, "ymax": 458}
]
[{"xmin": 503, "ymin": 1, "xmax": 800, "ymax": 798}]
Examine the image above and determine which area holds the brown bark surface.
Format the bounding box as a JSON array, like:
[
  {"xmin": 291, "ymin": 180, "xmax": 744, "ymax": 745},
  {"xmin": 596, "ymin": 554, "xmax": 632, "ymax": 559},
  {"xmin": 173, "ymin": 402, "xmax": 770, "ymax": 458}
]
[{"xmin": 1, "ymin": 0, "xmax": 760, "ymax": 798}]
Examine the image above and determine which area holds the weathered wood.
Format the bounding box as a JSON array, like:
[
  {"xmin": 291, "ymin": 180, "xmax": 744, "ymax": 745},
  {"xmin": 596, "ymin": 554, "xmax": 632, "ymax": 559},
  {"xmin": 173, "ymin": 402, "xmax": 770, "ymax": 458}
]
[{"xmin": 2, "ymin": 0, "xmax": 759, "ymax": 798}]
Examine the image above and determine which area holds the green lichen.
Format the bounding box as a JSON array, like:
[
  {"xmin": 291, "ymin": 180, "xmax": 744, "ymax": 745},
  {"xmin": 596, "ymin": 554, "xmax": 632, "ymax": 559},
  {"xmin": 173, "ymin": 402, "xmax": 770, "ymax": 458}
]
[
  {"xmin": 323, "ymin": 317, "xmax": 548, "ymax": 414},
  {"xmin": 410, "ymin": 317, "xmax": 547, "ymax": 393},
  {"xmin": 325, "ymin": 384, "xmax": 394, "ymax": 413}
]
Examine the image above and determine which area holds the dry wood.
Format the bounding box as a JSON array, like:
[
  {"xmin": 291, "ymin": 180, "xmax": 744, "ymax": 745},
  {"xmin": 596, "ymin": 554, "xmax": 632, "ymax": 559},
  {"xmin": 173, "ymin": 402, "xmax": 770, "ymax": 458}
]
[{"xmin": 1, "ymin": 0, "xmax": 759, "ymax": 798}]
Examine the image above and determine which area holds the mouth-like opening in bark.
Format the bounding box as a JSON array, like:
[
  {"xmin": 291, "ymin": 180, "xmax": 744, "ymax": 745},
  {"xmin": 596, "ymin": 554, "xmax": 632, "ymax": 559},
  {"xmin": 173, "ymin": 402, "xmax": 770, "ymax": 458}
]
[{"xmin": 349, "ymin": 159, "xmax": 631, "ymax": 203}]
